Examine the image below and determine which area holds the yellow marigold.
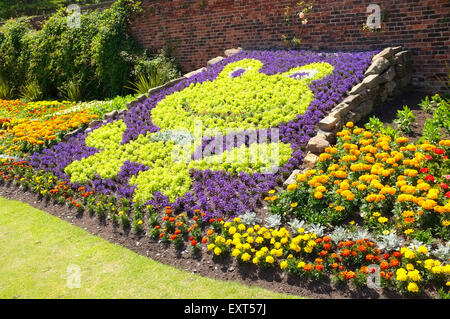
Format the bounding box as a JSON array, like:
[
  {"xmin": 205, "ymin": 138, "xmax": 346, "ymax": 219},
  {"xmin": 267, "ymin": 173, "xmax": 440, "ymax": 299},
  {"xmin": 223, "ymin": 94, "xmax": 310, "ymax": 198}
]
[
  {"xmin": 407, "ymin": 282, "xmax": 419, "ymax": 293},
  {"xmin": 287, "ymin": 183, "xmax": 298, "ymax": 191},
  {"xmin": 346, "ymin": 122, "xmax": 354, "ymax": 128},
  {"xmin": 438, "ymin": 139, "xmax": 450, "ymax": 147},
  {"xmin": 314, "ymin": 191, "xmax": 323, "ymax": 199},
  {"xmin": 265, "ymin": 255, "xmax": 275, "ymax": 264},
  {"xmin": 422, "ymin": 199, "xmax": 437, "ymax": 210},
  {"xmin": 396, "ymin": 137, "xmax": 409, "ymax": 144}
]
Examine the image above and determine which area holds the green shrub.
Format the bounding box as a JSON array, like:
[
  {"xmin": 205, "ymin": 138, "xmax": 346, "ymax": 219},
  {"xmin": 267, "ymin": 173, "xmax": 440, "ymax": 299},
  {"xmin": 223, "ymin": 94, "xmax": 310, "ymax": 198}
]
[
  {"xmin": 20, "ymin": 81, "xmax": 42, "ymax": 101},
  {"xmin": 0, "ymin": 81, "xmax": 12, "ymax": 99},
  {"xmin": 393, "ymin": 105, "xmax": 415, "ymax": 134},
  {"xmin": 0, "ymin": 0, "xmax": 180, "ymax": 100}
]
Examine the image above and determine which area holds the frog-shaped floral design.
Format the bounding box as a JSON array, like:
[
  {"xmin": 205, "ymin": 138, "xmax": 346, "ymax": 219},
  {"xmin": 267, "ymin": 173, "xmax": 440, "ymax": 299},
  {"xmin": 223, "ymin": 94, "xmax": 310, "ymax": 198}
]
[{"xmin": 64, "ymin": 59, "xmax": 334, "ymax": 203}]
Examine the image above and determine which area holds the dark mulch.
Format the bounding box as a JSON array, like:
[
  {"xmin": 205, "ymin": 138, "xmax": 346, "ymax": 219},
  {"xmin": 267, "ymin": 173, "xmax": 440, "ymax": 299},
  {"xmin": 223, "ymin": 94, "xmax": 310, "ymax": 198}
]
[
  {"xmin": 0, "ymin": 88, "xmax": 441, "ymax": 299},
  {"xmin": 359, "ymin": 88, "xmax": 437, "ymax": 142}
]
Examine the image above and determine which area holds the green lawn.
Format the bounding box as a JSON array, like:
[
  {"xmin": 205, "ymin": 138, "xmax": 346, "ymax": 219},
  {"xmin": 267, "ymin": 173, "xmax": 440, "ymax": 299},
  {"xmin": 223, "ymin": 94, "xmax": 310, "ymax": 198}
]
[{"xmin": 0, "ymin": 196, "xmax": 301, "ymax": 299}]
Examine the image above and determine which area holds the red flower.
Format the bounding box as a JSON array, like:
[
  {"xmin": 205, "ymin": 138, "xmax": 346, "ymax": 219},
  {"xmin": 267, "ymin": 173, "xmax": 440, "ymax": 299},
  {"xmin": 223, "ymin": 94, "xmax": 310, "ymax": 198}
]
[
  {"xmin": 380, "ymin": 261, "xmax": 390, "ymax": 270},
  {"xmin": 340, "ymin": 249, "xmax": 351, "ymax": 257},
  {"xmin": 159, "ymin": 233, "xmax": 165, "ymax": 238},
  {"xmin": 439, "ymin": 183, "xmax": 448, "ymax": 190},
  {"xmin": 314, "ymin": 264, "xmax": 324, "ymax": 271},
  {"xmin": 201, "ymin": 237, "xmax": 208, "ymax": 244},
  {"xmin": 170, "ymin": 234, "xmax": 178, "ymax": 240},
  {"xmin": 358, "ymin": 245, "xmax": 367, "ymax": 253},
  {"xmin": 209, "ymin": 218, "xmax": 215, "ymax": 223},
  {"xmin": 154, "ymin": 225, "xmax": 160, "ymax": 229},
  {"xmin": 303, "ymin": 264, "xmax": 313, "ymax": 272},
  {"xmin": 365, "ymin": 254, "xmax": 374, "ymax": 261},
  {"xmin": 323, "ymin": 243, "xmax": 332, "ymax": 250},
  {"xmin": 383, "ymin": 253, "xmax": 390, "ymax": 260},
  {"xmin": 392, "ymin": 251, "xmax": 402, "ymax": 258},
  {"xmin": 433, "ymin": 148, "xmax": 445, "ymax": 155},
  {"xmin": 390, "ymin": 258, "xmax": 400, "ymax": 267},
  {"xmin": 420, "ymin": 167, "xmax": 429, "ymax": 173},
  {"xmin": 163, "ymin": 216, "xmax": 169, "ymax": 221},
  {"xmin": 174, "ymin": 229, "xmax": 182, "ymax": 235},
  {"xmin": 426, "ymin": 155, "xmax": 433, "ymax": 160},
  {"xmin": 425, "ymin": 175, "xmax": 435, "ymax": 182},
  {"xmin": 193, "ymin": 216, "xmax": 199, "ymax": 221},
  {"xmin": 191, "ymin": 240, "xmax": 197, "ymax": 246},
  {"xmin": 318, "ymin": 250, "xmax": 328, "ymax": 257}
]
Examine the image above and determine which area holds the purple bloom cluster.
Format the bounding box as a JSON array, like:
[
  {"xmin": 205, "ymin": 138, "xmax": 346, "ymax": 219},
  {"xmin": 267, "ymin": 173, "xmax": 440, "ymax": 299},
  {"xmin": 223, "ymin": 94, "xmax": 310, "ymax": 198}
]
[{"xmin": 28, "ymin": 49, "xmax": 377, "ymax": 219}]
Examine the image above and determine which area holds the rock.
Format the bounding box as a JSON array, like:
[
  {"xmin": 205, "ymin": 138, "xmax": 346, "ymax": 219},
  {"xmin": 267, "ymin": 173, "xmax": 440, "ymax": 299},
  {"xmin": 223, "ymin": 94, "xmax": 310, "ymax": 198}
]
[
  {"xmin": 330, "ymin": 102, "xmax": 352, "ymax": 118},
  {"xmin": 342, "ymin": 94, "xmax": 363, "ymax": 108},
  {"xmin": 306, "ymin": 135, "xmax": 330, "ymax": 154},
  {"xmin": 385, "ymin": 81, "xmax": 397, "ymax": 96},
  {"xmin": 207, "ymin": 56, "xmax": 225, "ymax": 66},
  {"xmin": 105, "ymin": 110, "xmax": 118, "ymax": 119},
  {"xmin": 354, "ymin": 100, "xmax": 374, "ymax": 118},
  {"xmin": 148, "ymin": 77, "xmax": 185, "ymax": 96},
  {"xmin": 349, "ymin": 74, "xmax": 380, "ymax": 94},
  {"xmin": 316, "ymin": 129, "xmax": 336, "ymax": 143},
  {"xmin": 224, "ymin": 47, "xmax": 242, "ymax": 57},
  {"xmin": 364, "ymin": 57, "xmax": 390, "ymax": 75},
  {"xmin": 303, "ymin": 152, "xmax": 319, "ymax": 169},
  {"xmin": 380, "ymin": 89, "xmax": 388, "ymax": 102},
  {"xmin": 372, "ymin": 46, "xmax": 403, "ymax": 62},
  {"xmin": 283, "ymin": 169, "xmax": 301, "ymax": 186},
  {"xmin": 395, "ymin": 63, "xmax": 406, "ymax": 77},
  {"xmin": 394, "ymin": 50, "xmax": 412, "ymax": 64},
  {"xmin": 362, "ymin": 74, "xmax": 381, "ymax": 88},
  {"xmin": 399, "ymin": 73, "xmax": 412, "ymax": 88},
  {"xmin": 381, "ymin": 66, "xmax": 396, "ymax": 83},
  {"xmin": 184, "ymin": 67, "xmax": 206, "ymax": 78},
  {"xmin": 318, "ymin": 115, "xmax": 339, "ymax": 131},
  {"xmin": 63, "ymin": 127, "xmax": 84, "ymax": 140},
  {"xmin": 349, "ymin": 82, "xmax": 365, "ymax": 95},
  {"xmin": 88, "ymin": 119, "xmax": 103, "ymax": 129}
]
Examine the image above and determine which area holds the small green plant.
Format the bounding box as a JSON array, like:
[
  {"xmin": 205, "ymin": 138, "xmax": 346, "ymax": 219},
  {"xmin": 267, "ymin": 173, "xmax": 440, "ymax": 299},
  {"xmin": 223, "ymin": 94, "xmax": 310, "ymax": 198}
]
[
  {"xmin": 125, "ymin": 67, "xmax": 169, "ymax": 95},
  {"xmin": 0, "ymin": 81, "xmax": 12, "ymax": 99},
  {"xmin": 61, "ymin": 80, "xmax": 82, "ymax": 102},
  {"xmin": 418, "ymin": 96, "xmax": 433, "ymax": 113},
  {"xmin": 364, "ymin": 116, "xmax": 384, "ymax": 132},
  {"xmin": 420, "ymin": 118, "xmax": 442, "ymax": 143},
  {"xmin": 393, "ymin": 105, "xmax": 415, "ymax": 134},
  {"xmin": 20, "ymin": 81, "xmax": 42, "ymax": 101}
]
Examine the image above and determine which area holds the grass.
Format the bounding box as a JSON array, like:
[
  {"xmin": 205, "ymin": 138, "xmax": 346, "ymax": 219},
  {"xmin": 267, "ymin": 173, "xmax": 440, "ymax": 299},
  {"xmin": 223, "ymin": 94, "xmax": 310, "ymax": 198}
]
[{"xmin": 0, "ymin": 196, "xmax": 301, "ymax": 299}]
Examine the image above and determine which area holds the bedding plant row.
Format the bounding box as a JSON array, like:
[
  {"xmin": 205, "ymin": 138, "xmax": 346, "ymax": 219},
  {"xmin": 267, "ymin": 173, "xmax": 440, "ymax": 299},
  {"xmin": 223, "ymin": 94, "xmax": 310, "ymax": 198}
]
[{"xmin": 0, "ymin": 95, "xmax": 136, "ymax": 156}]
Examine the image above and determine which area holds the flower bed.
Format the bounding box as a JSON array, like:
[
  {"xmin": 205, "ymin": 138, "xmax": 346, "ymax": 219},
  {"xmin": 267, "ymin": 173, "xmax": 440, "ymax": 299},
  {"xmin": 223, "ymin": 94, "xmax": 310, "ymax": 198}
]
[{"xmin": 28, "ymin": 49, "xmax": 376, "ymax": 218}]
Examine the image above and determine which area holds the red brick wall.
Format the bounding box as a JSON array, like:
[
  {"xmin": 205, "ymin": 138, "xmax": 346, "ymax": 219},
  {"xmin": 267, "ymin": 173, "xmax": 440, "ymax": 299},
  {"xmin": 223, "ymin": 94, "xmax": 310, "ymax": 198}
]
[{"xmin": 130, "ymin": 0, "xmax": 450, "ymax": 93}]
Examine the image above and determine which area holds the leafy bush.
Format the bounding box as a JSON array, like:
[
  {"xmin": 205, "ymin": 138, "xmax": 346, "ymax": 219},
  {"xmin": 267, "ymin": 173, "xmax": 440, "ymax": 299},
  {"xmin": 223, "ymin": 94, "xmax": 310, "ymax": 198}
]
[
  {"xmin": 0, "ymin": 81, "xmax": 11, "ymax": 99},
  {"xmin": 0, "ymin": 0, "xmax": 180, "ymax": 100},
  {"xmin": 0, "ymin": 1, "xmax": 101, "ymax": 21},
  {"xmin": 394, "ymin": 105, "xmax": 415, "ymax": 134},
  {"xmin": 20, "ymin": 81, "xmax": 42, "ymax": 101}
]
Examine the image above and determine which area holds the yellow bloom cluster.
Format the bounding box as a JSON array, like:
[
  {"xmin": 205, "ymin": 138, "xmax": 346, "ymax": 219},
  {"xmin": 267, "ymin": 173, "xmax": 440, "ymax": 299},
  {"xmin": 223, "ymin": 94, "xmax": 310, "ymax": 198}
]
[{"xmin": 207, "ymin": 217, "xmax": 321, "ymax": 269}]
